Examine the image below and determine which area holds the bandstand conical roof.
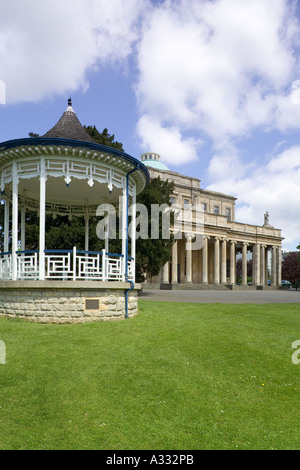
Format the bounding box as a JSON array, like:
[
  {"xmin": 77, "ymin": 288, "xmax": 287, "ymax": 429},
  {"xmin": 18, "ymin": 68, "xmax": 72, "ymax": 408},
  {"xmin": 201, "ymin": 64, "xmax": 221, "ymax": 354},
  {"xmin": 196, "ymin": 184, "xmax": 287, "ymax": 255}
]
[
  {"xmin": 42, "ymin": 98, "xmax": 94, "ymax": 142},
  {"xmin": 0, "ymin": 99, "xmax": 150, "ymax": 203}
]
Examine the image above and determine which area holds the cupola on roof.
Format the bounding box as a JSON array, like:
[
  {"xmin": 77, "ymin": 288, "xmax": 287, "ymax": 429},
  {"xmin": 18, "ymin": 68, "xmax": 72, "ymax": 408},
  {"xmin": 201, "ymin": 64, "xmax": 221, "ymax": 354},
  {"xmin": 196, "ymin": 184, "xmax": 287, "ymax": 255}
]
[
  {"xmin": 140, "ymin": 152, "xmax": 170, "ymax": 171},
  {"xmin": 42, "ymin": 98, "xmax": 94, "ymax": 142}
]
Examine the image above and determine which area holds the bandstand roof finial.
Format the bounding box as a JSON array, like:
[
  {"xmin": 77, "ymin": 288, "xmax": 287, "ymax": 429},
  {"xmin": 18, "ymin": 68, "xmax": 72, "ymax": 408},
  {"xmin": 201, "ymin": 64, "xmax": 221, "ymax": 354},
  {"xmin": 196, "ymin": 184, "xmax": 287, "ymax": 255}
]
[{"xmin": 42, "ymin": 98, "xmax": 94, "ymax": 142}]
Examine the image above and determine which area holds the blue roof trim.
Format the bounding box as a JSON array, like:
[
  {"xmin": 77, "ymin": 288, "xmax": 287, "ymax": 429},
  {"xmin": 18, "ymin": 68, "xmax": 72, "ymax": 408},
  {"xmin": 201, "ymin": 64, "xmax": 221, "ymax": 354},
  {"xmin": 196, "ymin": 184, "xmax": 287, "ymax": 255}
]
[{"xmin": 0, "ymin": 137, "xmax": 150, "ymax": 184}]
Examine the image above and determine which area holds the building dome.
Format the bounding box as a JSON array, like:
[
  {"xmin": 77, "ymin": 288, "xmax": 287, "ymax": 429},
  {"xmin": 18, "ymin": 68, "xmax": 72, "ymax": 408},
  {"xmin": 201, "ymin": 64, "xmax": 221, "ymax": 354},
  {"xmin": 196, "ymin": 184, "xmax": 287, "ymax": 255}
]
[{"xmin": 140, "ymin": 152, "xmax": 169, "ymax": 171}]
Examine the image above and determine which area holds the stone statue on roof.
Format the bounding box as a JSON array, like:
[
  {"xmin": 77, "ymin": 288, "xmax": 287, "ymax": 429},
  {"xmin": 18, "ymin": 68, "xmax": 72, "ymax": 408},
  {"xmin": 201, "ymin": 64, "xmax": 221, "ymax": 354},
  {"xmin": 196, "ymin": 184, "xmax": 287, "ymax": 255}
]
[{"xmin": 264, "ymin": 211, "xmax": 270, "ymax": 227}]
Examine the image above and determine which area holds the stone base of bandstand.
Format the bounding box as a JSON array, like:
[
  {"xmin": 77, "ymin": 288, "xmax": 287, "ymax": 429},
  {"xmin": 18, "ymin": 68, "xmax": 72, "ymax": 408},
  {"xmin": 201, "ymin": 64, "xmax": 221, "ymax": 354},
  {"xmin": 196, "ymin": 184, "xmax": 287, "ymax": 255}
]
[{"xmin": 0, "ymin": 281, "xmax": 141, "ymax": 323}]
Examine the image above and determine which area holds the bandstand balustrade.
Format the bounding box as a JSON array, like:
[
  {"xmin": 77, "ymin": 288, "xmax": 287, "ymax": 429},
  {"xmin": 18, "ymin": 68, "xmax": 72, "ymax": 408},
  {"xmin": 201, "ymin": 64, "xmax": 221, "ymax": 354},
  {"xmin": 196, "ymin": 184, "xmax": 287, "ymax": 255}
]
[{"xmin": 0, "ymin": 248, "xmax": 134, "ymax": 282}]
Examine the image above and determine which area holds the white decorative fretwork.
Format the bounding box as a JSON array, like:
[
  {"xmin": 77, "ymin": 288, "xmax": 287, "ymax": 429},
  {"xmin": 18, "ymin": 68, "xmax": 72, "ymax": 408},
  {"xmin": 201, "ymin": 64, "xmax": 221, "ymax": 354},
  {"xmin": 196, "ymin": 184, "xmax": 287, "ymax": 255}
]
[{"xmin": 0, "ymin": 248, "xmax": 134, "ymax": 282}]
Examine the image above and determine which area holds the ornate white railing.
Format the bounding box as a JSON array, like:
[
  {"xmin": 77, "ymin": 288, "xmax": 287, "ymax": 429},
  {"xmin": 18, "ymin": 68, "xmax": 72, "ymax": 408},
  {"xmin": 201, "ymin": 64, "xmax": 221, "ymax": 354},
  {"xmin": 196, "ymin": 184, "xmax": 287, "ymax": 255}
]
[
  {"xmin": 17, "ymin": 250, "xmax": 39, "ymax": 279},
  {"xmin": 76, "ymin": 250, "xmax": 103, "ymax": 280},
  {"xmin": 0, "ymin": 248, "xmax": 134, "ymax": 282},
  {"xmin": 45, "ymin": 250, "xmax": 74, "ymax": 280},
  {"xmin": 0, "ymin": 252, "xmax": 12, "ymax": 280}
]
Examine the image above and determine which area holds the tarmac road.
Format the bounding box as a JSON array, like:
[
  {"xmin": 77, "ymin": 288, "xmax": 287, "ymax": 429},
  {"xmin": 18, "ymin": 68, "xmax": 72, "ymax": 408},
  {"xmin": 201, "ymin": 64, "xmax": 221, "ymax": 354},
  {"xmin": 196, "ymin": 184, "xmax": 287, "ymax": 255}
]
[{"xmin": 139, "ymin": 288, "xmax": 300, "ymax": 304}]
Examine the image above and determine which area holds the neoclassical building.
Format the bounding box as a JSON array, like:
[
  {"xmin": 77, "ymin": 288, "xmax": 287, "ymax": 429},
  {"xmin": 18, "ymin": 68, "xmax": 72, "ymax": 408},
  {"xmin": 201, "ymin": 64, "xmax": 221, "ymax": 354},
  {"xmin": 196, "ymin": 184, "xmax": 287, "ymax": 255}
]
[{"xmin": 140, "ymin": 153, "xmax": 283, "ymax": 289}]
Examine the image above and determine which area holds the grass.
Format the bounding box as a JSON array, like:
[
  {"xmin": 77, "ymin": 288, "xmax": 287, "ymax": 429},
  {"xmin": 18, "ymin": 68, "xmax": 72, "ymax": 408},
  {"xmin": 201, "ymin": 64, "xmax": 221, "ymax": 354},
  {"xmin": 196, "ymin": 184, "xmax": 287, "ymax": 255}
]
[{"xmin": 0, "ymin": 300, "xmax": 299, "ymax": 450}]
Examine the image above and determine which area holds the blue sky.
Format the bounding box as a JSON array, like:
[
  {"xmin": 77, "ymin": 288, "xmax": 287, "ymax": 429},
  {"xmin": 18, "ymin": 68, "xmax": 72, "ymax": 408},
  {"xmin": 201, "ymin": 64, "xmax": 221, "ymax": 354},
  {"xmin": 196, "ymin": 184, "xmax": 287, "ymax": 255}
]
[{"xmin": 1, "ymin": 0, "xmax": 300, "ymax": 251}]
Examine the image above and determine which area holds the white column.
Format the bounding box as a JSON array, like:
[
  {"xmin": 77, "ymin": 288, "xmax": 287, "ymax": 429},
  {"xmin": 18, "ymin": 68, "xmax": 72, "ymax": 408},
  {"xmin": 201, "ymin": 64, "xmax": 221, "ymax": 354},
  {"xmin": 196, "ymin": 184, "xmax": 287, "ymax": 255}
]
[
  {"xmin": 214, "ymin": 237, "xmax": 220, "ymax": 285},
  {"xmin": 202, "ymin": 236, "xmax": 209, "ymax": 284},
  {"xmin": 230, "ymin": 241, "xmax": 236, "ymax": 285},
  {"xmin": 84, "ymin": 207, "xmax": 89, "ymax": 252},
  {"xmin": 171, "ymin": 241, "xmax": 178, "ymax": 284},
  {"xmin": 121, "ymin": 188, "xmax": 127, "ymax": 281},
  {"xmin": 221, "ymin": 239, "xmax": 227, "ymax": 285},
  {"xmin": 12, "ymin": 160, "xmax": 18, "ymax": 280},
  {"xmin": 21, "ymin": 205, "xmax": 26, "ymax": 252},
  {"xmin": 242, "ymin": 242, "xmax": 248, "ymax": 287},
  {"xmin": 39, "ymin": 157, "xmax": 46, "ymax": 280},
  {"xmin": 4, "ymin": 198, "xmax": 10, "ymax": 253},
  {"xmin": 73, "ymin": 246, "xmax": 77, "ymax": 281},
  {"xmin": 130, "ymin": 189, "xmax": 136, "ymax": 283}
]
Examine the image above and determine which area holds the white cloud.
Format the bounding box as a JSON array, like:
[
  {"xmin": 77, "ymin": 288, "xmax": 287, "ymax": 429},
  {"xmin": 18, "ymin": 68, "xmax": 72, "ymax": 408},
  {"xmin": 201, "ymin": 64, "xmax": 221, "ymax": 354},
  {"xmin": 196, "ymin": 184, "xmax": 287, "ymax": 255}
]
[
  {"xmin": 0, "ymin": 0, "xmax": 147, "ymax": 103},
  {"xmin": 136, "ymin": 115, "xmax": 201, "ymax": 165},
  {"xmin": 207, "ymin": 145, "xmax": 300, "ymax": 249},
  {"xmin": 133, "ymin": 0, "xmax": 300, "ymax": 245},
  {"xmin": 0, "ymin": 80, "xmax": 5, "ymax": 104},
  {"xmin": 1, "ymin": 0, "xmax": 300, "ymax": 246},
  {"xmin": 135, "ymin": 0, "xmax": 300, "ymax": 154}
]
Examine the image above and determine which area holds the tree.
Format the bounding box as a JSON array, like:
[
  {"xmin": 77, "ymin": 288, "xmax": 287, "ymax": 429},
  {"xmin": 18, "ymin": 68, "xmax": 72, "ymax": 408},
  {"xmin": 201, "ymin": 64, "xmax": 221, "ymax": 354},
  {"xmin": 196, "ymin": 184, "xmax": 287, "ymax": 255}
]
[
  {"xmin": 84, "ymin": 125, "xmax": 124, "ymax": 151},
  {"xmin": 135, "ymin": 177, "xmax": 175, "ymax": 283},
  {"xmin": 282, "ymin": 252, "xmax": 300, "ymax": 286}
]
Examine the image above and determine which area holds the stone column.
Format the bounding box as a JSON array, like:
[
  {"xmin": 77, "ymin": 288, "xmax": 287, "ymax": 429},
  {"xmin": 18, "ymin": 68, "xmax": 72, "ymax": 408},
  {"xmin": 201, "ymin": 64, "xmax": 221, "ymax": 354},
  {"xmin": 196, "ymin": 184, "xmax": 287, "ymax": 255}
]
[
  {"xmin": 185, "ymin": 234, "xmax": 193, "ymax": 283},
  {"xmin": 171, "ymin": 241, "xmax": 178, "ymax": 284},
  {"xmin": 265, "ymin": 246, "xmax": 269, "ymax": 286},
  {"xmin": 221, "ymin": 238, "xmax": 227, "ymax": 285},
  {"xmin": 251, "ymin": 245, "xmax": 256, "ymax": 286},
  {"xmin": 254, "ymin": 243, "xmax": 261, "ymax": 286},
  {"xmin": 214, "ymin": 237, "xmax": 220, "ymax": 285},
  {"xmin": 277, "ymin": 246, "xmax": 282, "ymax": 287},
  {"xmin": 202, "ymin": 236, "xmax": 209, "ymax": 284},
  {"xmin": 260, "ymin": 245, "xmax": 266, "ymax": 287},
  {"xmin": 162, "ymin": 261, "xmax": 169, "ymax": 284},
  {"xmin": 230, "ymin": 241, "xmax": 236, "ymax": 285},
  {"xmin": 242, "ymin": 242, "xmax": 248, "ymax": 287},
  {"xmin": 271, "ymin": 246, "xmax": 277, "ymax": 287}
]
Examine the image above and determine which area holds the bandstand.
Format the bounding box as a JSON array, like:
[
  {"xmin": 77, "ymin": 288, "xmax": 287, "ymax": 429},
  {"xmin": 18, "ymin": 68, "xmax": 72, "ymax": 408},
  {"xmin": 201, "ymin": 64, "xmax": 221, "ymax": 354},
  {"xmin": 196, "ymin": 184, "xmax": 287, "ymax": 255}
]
[{"xmin": 0, "ymin": 100, "xmax": 149, "ymax": 322}]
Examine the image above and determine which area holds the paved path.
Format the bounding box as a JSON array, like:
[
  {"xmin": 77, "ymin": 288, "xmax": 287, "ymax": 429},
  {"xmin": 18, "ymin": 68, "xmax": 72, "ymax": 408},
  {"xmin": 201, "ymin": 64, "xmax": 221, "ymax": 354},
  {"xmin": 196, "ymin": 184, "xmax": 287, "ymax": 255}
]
[{"xmin": 139, "ymin": 289, "xmax": 300, "ymax": 304}]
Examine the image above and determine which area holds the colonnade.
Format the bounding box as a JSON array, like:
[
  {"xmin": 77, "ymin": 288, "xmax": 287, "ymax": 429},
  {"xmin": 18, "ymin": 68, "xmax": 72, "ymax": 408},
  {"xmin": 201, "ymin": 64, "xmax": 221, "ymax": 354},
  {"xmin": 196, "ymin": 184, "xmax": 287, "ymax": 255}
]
[{"xmin": 161, "ymin": 235, "xmax": 282, "ymax": 287}]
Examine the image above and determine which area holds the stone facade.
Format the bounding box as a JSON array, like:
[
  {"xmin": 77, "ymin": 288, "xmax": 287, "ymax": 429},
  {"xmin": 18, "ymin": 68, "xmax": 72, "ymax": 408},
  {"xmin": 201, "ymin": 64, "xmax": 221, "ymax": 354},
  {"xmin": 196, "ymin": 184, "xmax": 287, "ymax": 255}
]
[
  {"xmin": 0, "ymin": 281, "xmax": 140, "ymax": 323},
  {"xmin": 143, "ymin": 161, "xmax": 283, "ymax": 289}
]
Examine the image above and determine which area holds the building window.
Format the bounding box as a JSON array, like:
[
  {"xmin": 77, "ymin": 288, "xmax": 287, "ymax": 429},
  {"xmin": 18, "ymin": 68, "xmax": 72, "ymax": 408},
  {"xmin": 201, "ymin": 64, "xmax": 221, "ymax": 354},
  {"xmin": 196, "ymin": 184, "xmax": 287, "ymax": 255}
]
[
  {"xmin": 226, "ymin": 208, "xmax": 231, "ymax": 221},
  {"xmin": 170, "ymin": 197, "xmax": 176, "ymax": 205},
  {"xmin": 184, "ymin": 199, "xmax": 190, "ymax": 208},
  {"xmin": 214, "ymin": 206, "xmax": 219, "ymax": 215},
  {"xmin": 202, "ymin": 203, "xmax": 207, "ymax": 212}
]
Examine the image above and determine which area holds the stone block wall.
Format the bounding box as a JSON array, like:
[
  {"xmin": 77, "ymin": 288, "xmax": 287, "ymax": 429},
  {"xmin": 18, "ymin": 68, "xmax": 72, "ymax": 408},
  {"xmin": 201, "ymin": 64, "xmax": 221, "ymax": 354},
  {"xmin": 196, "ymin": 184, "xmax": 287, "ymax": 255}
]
[{"xmin": 0, "ymin": 281, "xmax": 140, "ymax": 323}]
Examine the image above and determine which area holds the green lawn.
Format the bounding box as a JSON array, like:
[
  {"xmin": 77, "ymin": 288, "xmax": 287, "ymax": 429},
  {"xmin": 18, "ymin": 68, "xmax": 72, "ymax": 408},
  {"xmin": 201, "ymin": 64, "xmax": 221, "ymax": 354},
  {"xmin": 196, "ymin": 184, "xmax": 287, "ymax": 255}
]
[{"xmin": 0, "ymin": 300, "xmax": 299, "ymax": 450}]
